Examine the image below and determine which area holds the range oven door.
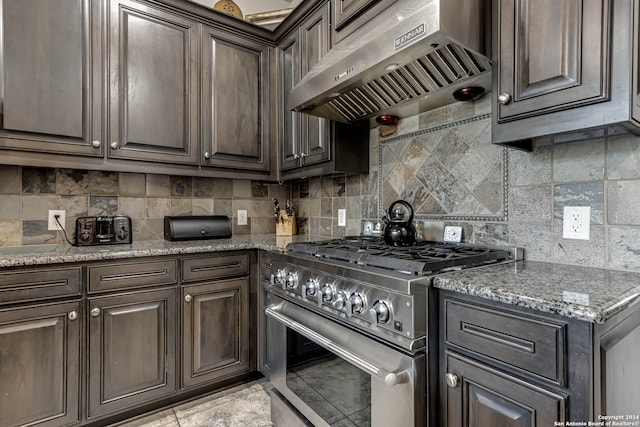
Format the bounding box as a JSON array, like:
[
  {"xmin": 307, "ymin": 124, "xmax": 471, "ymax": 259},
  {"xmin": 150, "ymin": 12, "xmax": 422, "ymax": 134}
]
[{"xmin": 266, "ymin": 295, "xmax": 425, "ymax": 427}]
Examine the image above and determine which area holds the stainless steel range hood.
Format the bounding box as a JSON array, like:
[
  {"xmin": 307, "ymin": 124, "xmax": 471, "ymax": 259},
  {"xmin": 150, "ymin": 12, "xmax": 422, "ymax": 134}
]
[{"xmin": 288, "ymin": 0, "xmax": 491, "ymax": 127}]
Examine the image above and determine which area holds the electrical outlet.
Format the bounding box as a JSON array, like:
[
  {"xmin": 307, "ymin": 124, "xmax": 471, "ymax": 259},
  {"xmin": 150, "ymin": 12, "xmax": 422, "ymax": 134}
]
[
  {"xmin": 48, "ymin": 210, "xmax": 66, "ymax": 231},
  {"xmin": 237, "ymin": 210, "xmax": 247, "ymax": 226},
  {"xmin": 562, "ymin": 206, "xmax": 590, "ymax": 240},
  {"xmin": 338, "ymin": 209, "xmax": 346, "ymax": 227}
]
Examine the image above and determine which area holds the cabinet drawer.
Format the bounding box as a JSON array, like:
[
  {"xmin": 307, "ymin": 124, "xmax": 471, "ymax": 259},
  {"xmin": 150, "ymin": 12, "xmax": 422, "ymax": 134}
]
[
  {"xmin": 182, "ymin": 253, "xmax": 249, "ymax": 282},
  {"xmin": 0, "ymin": 266, "xmax": 81, "ymax": 304},
  {"xmin": 443, "ymin": 298, "xmax": 566, "ymax": 385},
  {"xmin": 88, "ymin": 259, "xmax": 178, "ymax": 292}
]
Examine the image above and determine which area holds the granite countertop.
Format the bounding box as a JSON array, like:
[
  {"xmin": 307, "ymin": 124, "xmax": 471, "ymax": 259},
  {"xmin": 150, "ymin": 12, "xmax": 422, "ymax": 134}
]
[
  {"xmin": 0, "ymin": 234, "xmax": 324, "ymax": 268},
  {"xmin": 434, "ymin": 260, "xmax": 640, "ymax": 323}
]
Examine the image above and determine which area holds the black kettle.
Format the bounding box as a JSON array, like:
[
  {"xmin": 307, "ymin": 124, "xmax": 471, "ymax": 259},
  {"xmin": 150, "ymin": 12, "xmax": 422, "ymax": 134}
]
[{"xmin": 382, "ymin": 200, "xmax": 417, "ymax": 246}]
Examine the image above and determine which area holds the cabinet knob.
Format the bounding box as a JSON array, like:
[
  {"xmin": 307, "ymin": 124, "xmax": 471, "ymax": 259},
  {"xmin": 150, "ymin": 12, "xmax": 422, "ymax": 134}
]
[
  {"xmin": 110, "ymin": 141, "xmax": 119, "ymax": 150},
  {"xmin": 185, "ymin": 294, "xmax": 192, "ymax": 303},
  {"xmin": 497, "ymin": 93, "xmax": 512, "ymax": 105},
  {"xmin": 90, "ymin": 307, "xmax": 101, "ymax": 317},
  {"xmin": 300, "ymin": 152, "xmax": 307, "ymax": 158},
  {"xmin": 68, "ymin": 311, "xmax": 78, "ymax": 321},
  {"xmin": 203, "ymin": 152, "xmax": 211, "ymax": 159},
  {"xmin": 445, "ymin": 373, "xmax": 460, "ymax": 388},
  {"xmin": 91, "ymin": 140, "xmax": 101, "ymax": 148},
  {"xmin": 293, "ymin": 153, "xmax": 300, "ymax": 159}
]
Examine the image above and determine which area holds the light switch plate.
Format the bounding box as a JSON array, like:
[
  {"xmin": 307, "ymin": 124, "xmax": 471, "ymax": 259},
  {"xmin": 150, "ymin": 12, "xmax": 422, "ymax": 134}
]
[{"xmin": 443, "ymin": 226, "xmax": 462, "ymax": 243}]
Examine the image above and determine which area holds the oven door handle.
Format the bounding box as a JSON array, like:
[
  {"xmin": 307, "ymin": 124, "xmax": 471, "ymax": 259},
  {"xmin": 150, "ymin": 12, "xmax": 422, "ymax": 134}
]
[{"xmin": 266, "ymin": 306, "xmax": 410, "ymax": 387}]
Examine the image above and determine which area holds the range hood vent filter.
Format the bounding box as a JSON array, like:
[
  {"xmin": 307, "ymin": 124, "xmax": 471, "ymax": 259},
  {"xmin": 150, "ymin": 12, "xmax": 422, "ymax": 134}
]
[{"xmin": 322, "ymin": 43, "xmax": 491, "ymax": 123}]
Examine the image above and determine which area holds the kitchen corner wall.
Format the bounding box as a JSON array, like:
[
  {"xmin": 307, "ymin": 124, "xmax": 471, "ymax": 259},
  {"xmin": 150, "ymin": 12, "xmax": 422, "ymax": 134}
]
[
  {"xmin": 295, "ymin": 95, "xmax": 640, "ymax": 272},
  {"xmin": 0, "ymin": 166, "xmax": 290, "ymax": 245}
]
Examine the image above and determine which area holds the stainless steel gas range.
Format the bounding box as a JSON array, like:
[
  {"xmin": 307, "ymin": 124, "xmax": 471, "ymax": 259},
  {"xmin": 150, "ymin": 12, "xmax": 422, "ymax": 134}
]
[{"xmin": 262, "ymin": 237, "xmax": 522, "ymax": 427}]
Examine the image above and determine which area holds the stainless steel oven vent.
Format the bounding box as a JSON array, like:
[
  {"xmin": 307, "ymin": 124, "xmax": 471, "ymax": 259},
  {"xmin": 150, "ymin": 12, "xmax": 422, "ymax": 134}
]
[{"xmin": 324, "ymin": 43, "xmax": 491, "ymax": 123}]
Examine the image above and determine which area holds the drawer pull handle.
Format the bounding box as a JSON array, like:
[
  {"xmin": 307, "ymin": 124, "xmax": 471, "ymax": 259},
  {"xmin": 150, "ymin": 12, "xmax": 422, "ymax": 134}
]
[
  {"xmin": 185, "ymin": 294, "xmax": 192, "ymax": 303},
  {"xmin": 191, "ymin": 262, "xmax": 241, "ymax": 272},
  {"xmin": 445, "ymin": 373, "xmax": 459, "ymax": 388},
  {"xmin": 90, "ymin": 307, "xmax": 101, "ymax": 317},
  {"xmin": 68, "ymin": 311, "xmax": 78, "ymax": 321},
  {"xmin": 100, "ymin": 269, "xmax": 169, "ymax": 282}
]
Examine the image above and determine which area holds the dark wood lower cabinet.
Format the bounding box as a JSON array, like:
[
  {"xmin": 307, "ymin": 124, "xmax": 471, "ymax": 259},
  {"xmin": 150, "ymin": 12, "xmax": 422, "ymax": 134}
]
[
  {"xmin": 444, "ymin": 352, "xmax": 567, "ymax": 427},
  {"xmin": 87, "ymin": 288, "xmax": 177, "ymax": 419},
  {"xmin": 181, "ymin": 277, "xmax": 250, "ymax": 388},
  {"xmin": 0, "ymin": 301, "xmax": 81, "ymax": 427}
]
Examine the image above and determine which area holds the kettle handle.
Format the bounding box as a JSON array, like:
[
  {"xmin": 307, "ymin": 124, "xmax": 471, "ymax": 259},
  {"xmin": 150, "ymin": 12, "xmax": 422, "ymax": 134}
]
[{"xmin": 387, "ymin": 200, "xmax": 414, "ymax": 224}]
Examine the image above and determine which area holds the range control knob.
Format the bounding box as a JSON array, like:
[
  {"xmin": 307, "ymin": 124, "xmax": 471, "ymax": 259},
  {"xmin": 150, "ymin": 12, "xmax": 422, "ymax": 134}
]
[
  {"xmin": 332, "ymin": 291, "xmax": 347, "ymax": 311},
  {"xmin": 347, "ymin": 293, "xmax": 365, "ymax": 314},
  {"xmin": 302, "ymin": 278, "xmax": 318, "ymax": 298},
  {"xmin": 285, "ymin": 272, "xmax": 299, "ymax": 289},
  {"xmin": 318, "ymin": 284, "xmax": 334, "ymax": 304},
  {"xmin": 369, "ymin": 300, "xmax": 390, "ymax": 324},
  {"xmin": 271, "ymin": 269, "xmax": 286, "ymax": 288}
]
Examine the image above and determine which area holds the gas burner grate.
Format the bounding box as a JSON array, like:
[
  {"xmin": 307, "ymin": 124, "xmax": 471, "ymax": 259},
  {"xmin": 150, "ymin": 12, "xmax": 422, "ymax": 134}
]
[{"xmin": 287, "ymin": 238, "xmax": 512, "ymax": 275}]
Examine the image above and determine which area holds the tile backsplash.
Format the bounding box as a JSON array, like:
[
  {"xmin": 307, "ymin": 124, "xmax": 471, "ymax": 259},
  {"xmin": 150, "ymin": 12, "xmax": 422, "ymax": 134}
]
[
  {"xmin": 0, "ymin": 166, "xmax": 290, "ymax": 245},
  {"xmin": 295, "ymin": 96, "xmax": 640, "ymax": 272},
  {"xmin": 3, "ymin": 94, "xmax": 640, "ymax": 272}
]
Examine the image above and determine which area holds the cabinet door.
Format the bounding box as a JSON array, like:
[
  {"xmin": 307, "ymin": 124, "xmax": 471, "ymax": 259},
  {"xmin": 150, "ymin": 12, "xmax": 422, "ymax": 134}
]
[
  {"xmin": 108, "ymin": 0, "xmax": 199, "ymax": 164},
  {"xmin": 444, "ymin": 353, "xmax": 567, "ymax": 427},
  {"xmin": 202, "ymin": 27, "xmax": 271, "ymax": 172},
  {"xmin": 279, "ymin": 30, "xmax": 303, "ymax": 172},
  {"xmin": 0, "ymin": 0, "xmax": 103, "ymax": 156},
  {"xmin": 300, "ymin": 3, "xmax": 331, "ymax": 167},
  {"xmin": 495, "ymin": 0, "xmax": 609, "ymax": 121},
  {"xmin": 0, "ymin": 301, "xmax": 80, "ymax": 427},
  {"xmin": 88, "ymin": 289, "xmax": 176, "ymax": 419},
  {"xmin": 332, "ymin": 0, "xmax": 397, "ymax": 43},
  {"xmin": 182, "ymin": 277, "xmax": 250, "ymax": 388}
]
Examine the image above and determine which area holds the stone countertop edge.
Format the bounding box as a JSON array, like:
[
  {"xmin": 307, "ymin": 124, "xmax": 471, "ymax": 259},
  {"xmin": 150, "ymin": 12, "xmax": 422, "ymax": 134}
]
[
  {"xmin": 0, "ymin": 235, "xmax": 325, "ymax": 268},
  {"xmin": 433, "ymin": 260, "xmax": 640, "ymax": 324}
]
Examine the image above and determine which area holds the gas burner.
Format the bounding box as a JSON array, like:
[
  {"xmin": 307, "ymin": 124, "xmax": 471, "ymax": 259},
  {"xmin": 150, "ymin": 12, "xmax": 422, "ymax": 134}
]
[{"xmin": 287, "ymin": 238, "xmax": 515, "ymax": 275}]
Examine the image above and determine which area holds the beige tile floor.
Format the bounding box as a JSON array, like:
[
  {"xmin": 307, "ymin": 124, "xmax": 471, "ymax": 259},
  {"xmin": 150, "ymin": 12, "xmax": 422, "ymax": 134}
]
[{"xmin": 111, "ymin": 379, "xmax": 274, "ymax": 427}]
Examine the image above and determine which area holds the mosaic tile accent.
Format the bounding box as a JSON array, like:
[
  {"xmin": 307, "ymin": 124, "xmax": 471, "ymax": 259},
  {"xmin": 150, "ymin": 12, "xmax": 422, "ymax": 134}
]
[
  {"xmin": 57, "ymin": 169, "xmax": 89, "ymax": 195},
  {"xmin": 22, "ymin": 167, "xmax": 55, "ymax": 193},
  {"xmin": 119, "ymin": 173, "xmax": 146, "ymax": 196},
  {"xmin": 0, "ymin": 167, "xmax": 293, "ymax": 246},
  {"xmin": 0, "ymin": 165, "xmax": 21, "ymax": 193},
  {"xmin": 251, "ymin": 181, "xmax": 268, "ymax": 198},
  {"xmin": 378, "ymin": 114, "xmax": 508, "ymax": 222},
  {"xmin": 89, "ymin": 171, "xmax": 118, "ymax": 195},
  {"xmin": 170, "ymin": 176, "xmax": 192, "ymax": 197}
]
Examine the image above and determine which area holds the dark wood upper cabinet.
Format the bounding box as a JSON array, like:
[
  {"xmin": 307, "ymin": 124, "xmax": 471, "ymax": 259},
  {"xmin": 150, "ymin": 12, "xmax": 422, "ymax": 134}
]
[
  {"xmin": 491, "ymin": 0, "xmax": 640, "ymax": 148},
  {"xmin": 495, "ymin": 0, "xmax": 609, "ymax": 122},
  {"xmin": 299, "ymin": 3, "xmax": 331, "ymax": 169},
  {"xmin": 279, "ymin": 29, "xmax": 302, "ymax": 172},
  {"xmin": 108, "ymin": 0, "xmax": 199, "ymax": 165},
  {"xmin": 332, "ymin": 0, "xmax": 397, "ymax": 43},
  {"xmin": 201, "ymin": 27, "xmax": 271, "ymax": 172},
  {"xmin": 0, "ymin": 0, "xmax": 103, "ymax": 156},
  {"xmin": 279, "ymin": 1, "xmax": 370, "ymax": 179}
]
